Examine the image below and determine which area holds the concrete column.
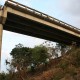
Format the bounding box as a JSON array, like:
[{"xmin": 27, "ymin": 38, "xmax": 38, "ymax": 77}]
[{"xmin": 0, "ymin": 24, "xmax": 3, "ymax": 70}]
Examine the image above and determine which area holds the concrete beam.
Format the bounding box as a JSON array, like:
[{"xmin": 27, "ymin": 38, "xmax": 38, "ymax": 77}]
[
  {"xmin": 0, "ymin": 24, "xmax": 3, "ymax": 71},
  {"xmin": 0, "ymin": 6, "xmax": 7, "ymax": 24},
  {"xmin": 6, "ymin": 7, "xmax": 80, "ymax": 38}
]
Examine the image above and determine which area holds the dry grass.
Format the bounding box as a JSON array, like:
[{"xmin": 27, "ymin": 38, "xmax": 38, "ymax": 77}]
[
  {"xmin": 1, "ymin": 47, "xmax": 80, "ymax": 80},
  {"xmin": 26, "ymin": 47, "xmax": 80, "ymax": 80}
]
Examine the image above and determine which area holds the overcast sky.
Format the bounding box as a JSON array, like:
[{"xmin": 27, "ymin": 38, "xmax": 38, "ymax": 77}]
[{"xmin": 0, "ymin": 0, "xmax": 80, "ymax": 72}]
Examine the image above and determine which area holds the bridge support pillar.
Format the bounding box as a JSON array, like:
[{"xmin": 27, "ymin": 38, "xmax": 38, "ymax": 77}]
[{"xmin": 0, "ymin": 24, "xmax": 3, "ymax": 71}]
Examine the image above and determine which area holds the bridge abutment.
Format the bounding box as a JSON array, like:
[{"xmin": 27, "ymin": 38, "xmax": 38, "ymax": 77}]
[{"xmin": 0, "ymin": 24, "xmax": 3, "ymax": 70}]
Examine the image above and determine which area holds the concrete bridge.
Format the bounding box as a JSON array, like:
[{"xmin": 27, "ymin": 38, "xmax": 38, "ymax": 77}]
[{"xmin": 0, "ymin": 0, "xmax": 80, "ymax": 66}]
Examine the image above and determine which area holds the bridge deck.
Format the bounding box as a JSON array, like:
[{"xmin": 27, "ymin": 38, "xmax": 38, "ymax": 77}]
[
  {"xmin": 0, "ymin": 0, "xmax": 80, "ymax": 45},
  {"xmin": 4, "ymin": 0, "xmax": 80, "ymax": 34}
]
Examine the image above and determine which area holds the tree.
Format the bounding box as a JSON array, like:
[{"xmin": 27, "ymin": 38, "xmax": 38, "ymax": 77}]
[
  {"xmin": 0, "ymin": 72, "xmax": 11, "ymax": 80},
  {"xmin": 0, "ymin": 73, "xmax": 6, "ymax": 80},
  {"xmin": 55, "ymin": 43, "xmax": 70, "ymax": 56},
  {"xmin": 10, "ymin": 43, "xmax": 32, "ymax": 68},
  {"xmin": 32, "ymin": 45, "xmax": 48, "ymax": 66},
  {"xmin": 9, "ymin": 44, "xmax": 49, "ymax": 73},
  {"xmin": 9, "ymin": 43, "xmax": 33, "ymax": 79}
]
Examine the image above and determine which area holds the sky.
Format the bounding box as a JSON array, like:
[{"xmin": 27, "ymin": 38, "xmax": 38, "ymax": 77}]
[{"xmin": 0, "ymin": 0, "xmax": 80, "ymax": 72}]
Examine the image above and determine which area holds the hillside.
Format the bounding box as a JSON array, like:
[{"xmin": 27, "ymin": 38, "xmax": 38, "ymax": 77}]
[
  {"xmin": 0, "ymin": 47, "xmax": 80, "ymax": 80},
  {"xmin": 27, "ymin": 47, "xmax": 80, "ymax": 80}
]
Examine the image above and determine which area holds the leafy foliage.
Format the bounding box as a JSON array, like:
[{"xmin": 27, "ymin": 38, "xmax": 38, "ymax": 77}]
[
  {"xmin": 32, "ymin": 45, "xmax": 48, "ymax": 65},
  {"xmin": 1, "ymin": 43, "xmax": 80, "ymax": 80},
  {"xmin": 8, "ymin": 43, "xmax": 49, "ymax": 75},
  {"xmin": 10, "ymin": 43, "xmax": 32, "ymax": 69}
]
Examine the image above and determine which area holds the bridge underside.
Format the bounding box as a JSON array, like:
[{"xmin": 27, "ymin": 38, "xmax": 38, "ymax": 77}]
[{"xmin": 3, "ymin": 12, "xmax": 80, "ymax": 45}]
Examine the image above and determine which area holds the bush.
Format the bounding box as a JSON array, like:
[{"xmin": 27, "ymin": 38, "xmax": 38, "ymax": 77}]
[{"xmin": 59, "ymin": 58, "xmax": 69, "ymax": 70}]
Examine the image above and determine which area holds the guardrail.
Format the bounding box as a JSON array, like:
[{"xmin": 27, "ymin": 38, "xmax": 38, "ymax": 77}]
[{"xmin": 6, "ymin": 0, "xmax": 80, "ymax": 32}]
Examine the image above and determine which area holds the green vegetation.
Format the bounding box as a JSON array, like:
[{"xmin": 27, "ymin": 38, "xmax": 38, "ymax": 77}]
[{"xmin": 0, "ymin": 42, "xmax": 80, "ymax": 80}]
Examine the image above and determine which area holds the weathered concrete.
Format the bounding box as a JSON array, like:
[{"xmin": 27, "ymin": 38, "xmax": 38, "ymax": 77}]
[
  {"xmin": 0, "ymin": 24, "xmax": 3, "ymax": 70},
  {"xmin": 0, "ymin": 6, "xmax": 7, "ymax": 24},
  {"xmin": 1, "ymin": 0, "xmax": 79, "ymax": 45},
  {"xmin": 6, "ymin": 7, "xmax": 80, "ymax": 38}
]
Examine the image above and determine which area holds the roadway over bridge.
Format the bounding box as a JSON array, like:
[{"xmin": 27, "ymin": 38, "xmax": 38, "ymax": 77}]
[{"xmin": 0, "ymin": 0, "xmax": 80, "ymax": 64}]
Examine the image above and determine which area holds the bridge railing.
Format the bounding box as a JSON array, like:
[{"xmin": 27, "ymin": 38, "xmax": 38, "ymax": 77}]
[{"xmin": 5, "ymin": 0, "xmax": 80, "ymax": 32}]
